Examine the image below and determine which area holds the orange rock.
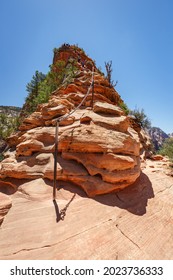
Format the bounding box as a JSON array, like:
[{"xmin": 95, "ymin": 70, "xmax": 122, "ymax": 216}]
[
  {"xmin": 62, "ymin": 152, "xmax": 137, "ymax": 171},
  {"xmin": 45, "ymin": 115, "xmax": 75, "ymax": 127},
  {"xmin": 0, "ymin": 45, "xmax": 141, "ymax": 197},
  {"xmin": 93, "ymin": 101, "xmax": 124, "ymax": 116},
  {"xmin": 151, "ymin": 154, "xmax": 164, "ymax": 161},
  {"xmin": 19, "ymin": 112, "xmax": 44, "ymax": 131},
  {"xmin": 80, "ymin": 111, "xmax": 128, "ymax": 132},
  {"xmin": 0, "ymin": 45, "xmax": 172, "ymax": 260},
  {"xmin": 7, "ymin": 131, "xmax": 24, "ymax": 147},
  {"xmin": 0, "ymin": 180, "xmax": 17, "ymax": 194},
  {"xmin": 42, "ymin": 104, "xmax": 69, "ymax": 120},
  {"xmin": 59, "ymin": 123, "xmax": 140, "ymax": 156}
]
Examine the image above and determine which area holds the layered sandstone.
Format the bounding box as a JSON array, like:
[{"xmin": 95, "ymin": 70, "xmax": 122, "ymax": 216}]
[
  {"xmin": 0, "ymin": 45, "xmax": 140, "ymax": 198},
  {"xmin": 1, "ymin": 45, "xmax": 172, "ymax": 260}
]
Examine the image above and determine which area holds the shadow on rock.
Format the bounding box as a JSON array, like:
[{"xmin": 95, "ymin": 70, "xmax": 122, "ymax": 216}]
[
  {"xmin": 94, "ymin": 172, "xmax": 154, "ymax": 216},
  {"xmin": 49, "ymin": 173, "xmax": 154, "ymax": 217},
  {"xmin": 53, "ymin": 199, "xmax": 61, "ymax": 222},
  {"xmin": 0, "ymin": 180, "xmax": 17, "ymax": 195},
  {"xmin": 51, "ymin": 181, "xmax": 79, "ymax": 222},
  {"xmin": 53, "ymin": 194, "xmax": 76, "ymax": 222},
  {"xmin": 44, "ymin": 179, "xmax": 87, "ymax": 198}
]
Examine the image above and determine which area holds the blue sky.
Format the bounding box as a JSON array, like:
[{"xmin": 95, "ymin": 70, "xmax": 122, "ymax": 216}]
[{"xmin": 0, "ymin": 0, "xmax": 173, "ymax": 133}]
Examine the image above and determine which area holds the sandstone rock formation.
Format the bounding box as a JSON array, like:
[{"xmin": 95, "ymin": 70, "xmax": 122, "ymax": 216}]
[
  {"xmin": 0, "ymin": 44, "xmax": 141, "ymax": 198},
  {"xmin": 0, "ymin": 44, "xmax": 173, "ymax": 260},
  {"xmin": 151, "ymin": 154, "xmax": 164, "ymax": 161},
  {"xmin": 0, "ymin": 158, "xmax": 173, "ymax": 260},
  {"xmin": 0, "ymin": 190, "xmax": 12, "ymax": 226},
  {"xmin": 129, "ymin": 116, "xmax": 153, "ymax": 159}
]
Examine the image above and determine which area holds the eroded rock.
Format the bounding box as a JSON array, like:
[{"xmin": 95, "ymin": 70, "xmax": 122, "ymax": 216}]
[
  {"xmin": 0, "ymin": 192, "xmax": 12, "ymax": 226},
  {"xmin": 0, "ymin": 45, "xmax": 141, "ymax": 197}
]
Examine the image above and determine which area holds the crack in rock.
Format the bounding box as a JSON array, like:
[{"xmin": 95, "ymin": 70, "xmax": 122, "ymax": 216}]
[
  {"xmin": 11, "ymin": 244, "xmax": 54, "ymax": 256},
  {"xmin": 115, "ymin": 223, "xmax": 140, "ymax": 249},
  {"xmin": 155, "ymin": 184, "xmax": 173, "ymax": 195},
  {"xmin": 4, "ymin": 218, "xmax": 113, "ymax": 257}
]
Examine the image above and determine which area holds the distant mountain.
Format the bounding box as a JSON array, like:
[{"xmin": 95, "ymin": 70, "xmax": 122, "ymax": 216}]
[
  {"xmin": 148, "ymin": 127, "xmax": 169, "ymax": 150},
  {"xmin": 0, "ymin": 106, "xmax": 21, "ymax": 117}
]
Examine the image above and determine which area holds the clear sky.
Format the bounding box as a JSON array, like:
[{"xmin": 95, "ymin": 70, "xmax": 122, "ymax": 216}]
[{"xmin": 0, "ymin": 0, "xmax": 173, "ymax": 133}]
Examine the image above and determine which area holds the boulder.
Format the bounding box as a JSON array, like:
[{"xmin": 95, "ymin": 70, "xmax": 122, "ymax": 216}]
[
  {"xmin": 151, "ymin": 154, "xmax": 164, "ymax": 161},
  {"xmin": 42, "ymin": 104, "xmax": 69, "ymax": 120},
  {"xmin": 80, "ymin": 111, "xmax": 129, "ymax": 132},
  {"xmin": 19, "ymin": 112, "xmax": 44, "ymax": 131},
  {"xmin": 93, "ymin": 101, "xmax": 124, "ymax": 116},
  {"xmin": 59, "ymin": 123, "xmax": 140, "ymax": 156}
]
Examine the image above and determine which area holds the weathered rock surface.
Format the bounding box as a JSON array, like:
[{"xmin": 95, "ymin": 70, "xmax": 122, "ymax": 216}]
[
  {"xmin": 0, "ymin": 159, "xmax": 173, "ymax": 260},
  {"xmin": 80, "ymin": 110, "xmax": 128, "ymax": 132},
  {"xmin": 93, "ymin": 101, "xmax": 124, "ymax": 116},
  {"xmin": 0, "ymin": 45, "xmax": 141, "ymax": 197},
  {"xmin": 0, "ymin": 192, "xmax": 12, "ymax": 226},
  {"xmin": 0, "ymin": 45, "xmax": 172, "ymax": 260},
  {"xmin": 151, "ymin": 154, "xmax": 164, "ymax": 161},
  {"xmin": 129, "ymin": 116, "xmax": 153, "ymax": 159}
]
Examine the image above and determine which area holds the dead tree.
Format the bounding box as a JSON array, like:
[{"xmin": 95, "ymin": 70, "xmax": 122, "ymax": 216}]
[{"xmin": 105, "ymin": 60, "xmax": 118, "ymax": 88}]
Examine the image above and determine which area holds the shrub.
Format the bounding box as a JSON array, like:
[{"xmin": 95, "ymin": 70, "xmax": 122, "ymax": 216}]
[
  {"xmin": 0, "ymin": 153, "xmax": 4, "ymax": 162},
  {"xmin": 0, "ymin": 114, "xmax": 20, "ymax": 140},
  {"xmin": 159, "ymin": 138, "xmax": 173, "ymax": 162},
  {"xmin": 118, "ymin": 101, "xmax": 130, "ymax": 115},
  {"xmin": 32, "ymin": 79, "xmax": 51, "ymax": 107},
  {"xmin": 130, "ymin": 108, "xmax": 151, "ymax": 130},
  {"xmin": 24, "ymin": 71, "xmax": 46, "ymax": 114},
  {"xmin": 22, "ymin": 55, "xmax": 79, "ymax": 117},
  {"xmin": 97, "ymin": 66, "xmax": 105, "ymax": 76}
]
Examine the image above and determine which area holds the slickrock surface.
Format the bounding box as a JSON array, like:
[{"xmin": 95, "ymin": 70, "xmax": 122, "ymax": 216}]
[{"xmin": 0, "ymin": 158, "xmax": 173, "ymax": 260}]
